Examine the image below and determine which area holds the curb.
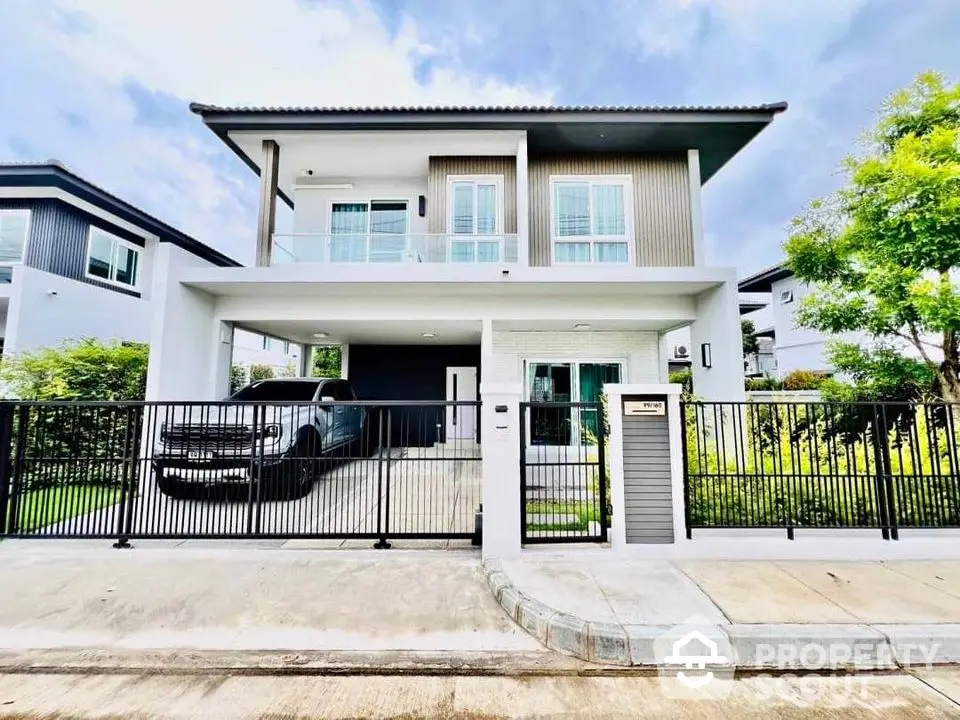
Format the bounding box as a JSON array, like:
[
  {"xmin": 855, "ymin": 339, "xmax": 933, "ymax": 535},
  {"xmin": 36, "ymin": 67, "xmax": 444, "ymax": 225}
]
[{"xmin": 482, "ymin": 559, "xmax": 960, "ymax": 670}]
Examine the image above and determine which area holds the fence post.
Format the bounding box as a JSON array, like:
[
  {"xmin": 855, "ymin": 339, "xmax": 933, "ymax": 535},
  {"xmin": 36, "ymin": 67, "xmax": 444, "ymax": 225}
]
[
  {"xmin": 519, "ymin": 403, "xmax": 527, "ymax": 545},
  {"xmin": 0, "ymin": 404, "xmax": 15, "ymax": 536},
  {"xmin": 6, "ymin": 405, "xmax": 29, "ymax": 536},
  {"xmin": 374, "ymin": 407, "xmax": 392, "ymax": 549},
  {"xmin": 597, "ymin": 405, "xmax": 608, "ymax": 543},
  {"xmin": 245, "ymin": 404, "xmax": 259, "ymax": 536},
  {"xmin": 871, "ymin": 404, "xmax": 895, "ymax": 541},
  {"xmin": 679, "ymin": 401, "xmax": 692, "ymax": 540},
  {"xmin": 112, "ymin": 405, "xmax": 136, "ymax": 549}
]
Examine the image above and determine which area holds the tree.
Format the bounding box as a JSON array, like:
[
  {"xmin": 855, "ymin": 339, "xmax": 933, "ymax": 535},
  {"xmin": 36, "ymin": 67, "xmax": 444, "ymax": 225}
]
[
  {"xmin": 229, "ymin": 364, "xmax": 247, "ymax": 395},
  {"xmin": 312, "ymin": 346, "xmax": 342, "ymax": 378},
  {"xmin": 785, "ymin": 72, "xmax": 960, "ymax": 404},
  {"xmin": 249, "ymin": 364, "xmax": 275, "ymax": 382},
  {"xmin": 741, "ymin": 319, "xmax": 760, "ymax": 358}
]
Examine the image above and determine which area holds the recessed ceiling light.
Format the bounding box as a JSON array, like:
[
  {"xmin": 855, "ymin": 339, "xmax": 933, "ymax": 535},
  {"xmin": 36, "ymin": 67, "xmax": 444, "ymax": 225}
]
[
  {"xmin": 573, "ymin": 323, "xmax": 591, "ymax": 331},
  {"xmin": 313, "ymin": 332, "xmax": 329, "ymax": 338},
  {"xmin": 422, "ymin": 332, "xmax": 436, "ymax": 338}
]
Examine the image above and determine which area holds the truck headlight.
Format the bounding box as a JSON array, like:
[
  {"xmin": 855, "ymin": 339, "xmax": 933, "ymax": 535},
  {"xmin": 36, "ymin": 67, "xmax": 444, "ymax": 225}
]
[{"xmin": 257, "ymin": 424, "xmax": 282, "ymax": 440}]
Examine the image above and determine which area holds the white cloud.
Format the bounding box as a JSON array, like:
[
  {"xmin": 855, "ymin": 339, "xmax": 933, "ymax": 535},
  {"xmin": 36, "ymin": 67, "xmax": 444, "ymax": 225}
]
[{"xmin": 0, "ymin": 0, "xmax": 553, "ymax": 263}]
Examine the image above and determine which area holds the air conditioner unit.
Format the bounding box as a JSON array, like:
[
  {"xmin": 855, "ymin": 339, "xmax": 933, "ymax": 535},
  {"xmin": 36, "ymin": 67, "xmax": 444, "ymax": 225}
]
[
  {"xmin": 779, "ymin": 289, "xmax": 794, "ymax": 304},
  {"xmin": 673, "ymin": 344, "xmax": 690, "ymax": 359}
]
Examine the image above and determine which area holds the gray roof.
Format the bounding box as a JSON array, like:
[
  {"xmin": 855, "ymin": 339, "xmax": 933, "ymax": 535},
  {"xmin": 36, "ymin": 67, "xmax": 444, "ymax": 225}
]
[
  {"xmin": 190, "ymin": 102, "xmax": 788, "ymax": 114},
  {"xmin": 189, "ymin": 101, "xmax": 788, "ymax": 192},
  {"xmin": 738, "ymin": 263, "xmax": 793, "ymax": 293},
  {"xmin": 0, "ymin": 161, "xmax": 240, "ymax": 267}
]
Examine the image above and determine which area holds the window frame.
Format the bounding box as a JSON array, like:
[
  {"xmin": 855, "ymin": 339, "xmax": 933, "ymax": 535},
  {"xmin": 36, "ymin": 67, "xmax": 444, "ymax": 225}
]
[
  {"xmin": 84, "ymin": 226, "xmax": 142, "ymax": 290},
  {"xmin": 326, "ymin": 197, "xmax": 412, "ymax": 262},
  {"xmin": 548, "ymin": 174, "xmax": 635, "ymax": 266},
  {"xmin": 445, "ymin": 175, "xmax": 505, "ymax": 263},
  {"xmin": 0, "ymin": 208, "xmax": 32, "ymax": 266}
]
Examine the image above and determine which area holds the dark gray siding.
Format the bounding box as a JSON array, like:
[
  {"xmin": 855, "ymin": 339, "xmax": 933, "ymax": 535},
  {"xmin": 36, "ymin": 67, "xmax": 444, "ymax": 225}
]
[
  {"xmin": 623, "ymin": 405, "xmax": 674, "ymax": 544},
  {"xmin": 0, "ymin": 198, "xmax": 143, "ymax": 297}
]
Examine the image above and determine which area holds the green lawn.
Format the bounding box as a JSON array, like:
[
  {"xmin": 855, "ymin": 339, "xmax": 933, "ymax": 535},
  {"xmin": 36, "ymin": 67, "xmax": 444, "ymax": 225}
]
[
  {"xmin": 526, "ymin": 500, "xmax": 600, "ymax": 532},
  {"xmin": 7, "ymin": 486, "xmax": 122, "ymax": 533}
]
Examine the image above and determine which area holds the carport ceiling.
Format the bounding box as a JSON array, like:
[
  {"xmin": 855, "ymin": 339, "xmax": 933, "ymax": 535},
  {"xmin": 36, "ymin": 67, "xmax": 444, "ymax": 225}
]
[{"xmin": 237, "ymin": 320, "xmax": 483, "ymax": 346}]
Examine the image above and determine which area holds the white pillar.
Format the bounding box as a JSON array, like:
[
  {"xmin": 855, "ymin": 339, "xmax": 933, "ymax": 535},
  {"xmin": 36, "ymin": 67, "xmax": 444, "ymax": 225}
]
[
  {"xmin": 690, "ymin": 274, "xmax": 745, "ymax": 402},
  {"xmin": 208, "ymin": 321, "xmax": 234, "ymax": 399},
  {"xmin": 480, "ymin": 381, "xmax": 523, "ymax": 560},
  {"xmin": 340, "ymin": 344, "xmax": 350, "ymax": 378},
  {"xmin": 516, "ymin": 134, "xmax": 529, "ymax": 266},
  {"xmin": 687, "ymin": 149, "xmax": 704, "ymax": 267}
]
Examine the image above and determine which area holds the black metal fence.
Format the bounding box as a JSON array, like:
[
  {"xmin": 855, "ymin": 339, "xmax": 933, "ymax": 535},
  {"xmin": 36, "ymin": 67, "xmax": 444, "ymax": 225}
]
[
  {"xmin": 519, "ymin": 401, "xmax": 608, "ymax": 544},
  {"xmin": 683, "ymin": 401, "xmax": 960, "ymax": 539},
  {"xmin": 0, "ymin": 400, "xmax": 481, "ymax": 547}
]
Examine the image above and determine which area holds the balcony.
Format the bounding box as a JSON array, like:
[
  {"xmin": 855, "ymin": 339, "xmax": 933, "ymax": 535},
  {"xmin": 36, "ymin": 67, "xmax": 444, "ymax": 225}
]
[{"xmin": 272, "ymin": 233, "xmax": 520, "ymax": 265}]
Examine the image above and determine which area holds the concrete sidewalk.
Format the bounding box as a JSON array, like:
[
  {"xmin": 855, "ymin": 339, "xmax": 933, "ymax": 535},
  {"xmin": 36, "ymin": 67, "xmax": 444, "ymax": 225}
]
[
  {"xmin": 487, "ymin": 552, "xmax": 960, "ymax": 669},
  {"xmin": 0, "ymin": 544, "xmax": 549, "ymax": 673}
]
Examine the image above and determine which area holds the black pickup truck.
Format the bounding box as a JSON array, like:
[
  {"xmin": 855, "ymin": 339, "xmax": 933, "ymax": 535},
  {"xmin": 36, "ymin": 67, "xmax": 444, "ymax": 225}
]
[{"xmin": 152, "ymin": 378, "xmax": 367, "ymax": 500}]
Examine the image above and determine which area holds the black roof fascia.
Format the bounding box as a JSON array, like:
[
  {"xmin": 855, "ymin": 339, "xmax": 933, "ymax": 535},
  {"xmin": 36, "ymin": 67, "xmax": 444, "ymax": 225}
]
[
  {"xmin": 0, "ymin": 164, "xmax": 240, "ymax": 267},
  {"xmin": 738, "ymin": 264, "xmax": 793, "ymax": 293}
]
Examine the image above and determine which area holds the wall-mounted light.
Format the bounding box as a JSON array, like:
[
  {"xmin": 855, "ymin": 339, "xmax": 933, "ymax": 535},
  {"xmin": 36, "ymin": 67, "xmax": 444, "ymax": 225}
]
[
  {"xmin": 418, "ymin": 195, "xmax": 427, "ymax": 217},
  {"xmin": 701, "ymin": 343, "xmax": 712, "ymax": 369}
]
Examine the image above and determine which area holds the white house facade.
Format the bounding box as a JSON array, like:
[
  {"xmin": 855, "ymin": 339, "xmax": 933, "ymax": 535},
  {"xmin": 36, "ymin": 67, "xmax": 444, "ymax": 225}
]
[{"xmin": 145, "ymin": 103, "xmax": 787, "ymax": 413}]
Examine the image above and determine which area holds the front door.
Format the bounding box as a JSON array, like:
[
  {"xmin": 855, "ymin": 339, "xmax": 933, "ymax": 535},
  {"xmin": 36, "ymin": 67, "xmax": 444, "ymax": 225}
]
[{"xmin": 445, "ymin": 366, "xmax": 478, "ymax": 441}]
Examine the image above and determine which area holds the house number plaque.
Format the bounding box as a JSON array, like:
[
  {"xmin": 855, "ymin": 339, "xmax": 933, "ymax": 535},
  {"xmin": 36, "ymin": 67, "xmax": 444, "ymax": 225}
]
[{"xmin": 623, "ymin": 400, "xmax": 666, "ymax": 416}]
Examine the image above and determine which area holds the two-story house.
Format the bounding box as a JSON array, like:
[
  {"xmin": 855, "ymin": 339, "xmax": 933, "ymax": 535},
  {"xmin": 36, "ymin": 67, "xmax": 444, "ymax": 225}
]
[
  {"xmin": 0, "ymin": 161, "xmax": 239, "ymax": 358},
  {"xmin": 145, "ymin": 104, "xmax": 786, "ymax": 446}
]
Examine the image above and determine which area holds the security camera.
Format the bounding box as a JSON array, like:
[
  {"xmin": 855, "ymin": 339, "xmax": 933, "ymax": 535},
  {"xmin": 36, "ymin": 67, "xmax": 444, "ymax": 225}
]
[{"xmin": 302, "ymin": 169, "xmax": 314, "ymax": 177}]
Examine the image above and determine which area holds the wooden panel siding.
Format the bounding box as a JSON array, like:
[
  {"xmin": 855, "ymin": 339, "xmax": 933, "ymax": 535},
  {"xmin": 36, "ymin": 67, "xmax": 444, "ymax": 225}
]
[
  {"xmin": 426, "ymin": 157, "xmax": 517, "ymax": 235},
  {"xmin": 528, "ymin": 154, "xmax": 694, "ymax": 268}
]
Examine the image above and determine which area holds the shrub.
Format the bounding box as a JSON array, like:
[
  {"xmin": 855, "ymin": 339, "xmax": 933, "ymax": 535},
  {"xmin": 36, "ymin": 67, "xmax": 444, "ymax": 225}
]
[
  {"xmin": 669, "ymin": 369, "xmax": 693, "ymax": 394},
  {"xmin": 745, "ymin": 377, "xmax": 784, "ymax": 392},
  {"xmin": 249, "ymin": 364, "xmax": 275, "ymax": 382},
  {"xmin": 0, "ymin": 339, "xmax": 148, "ymax": 400},
  {"xmin": 782, "ymin": 369, "xmax": 830, "ymax": 391},
  {"xmin": 229, "ymin": 364, "xmax": 247, "ymax": 395}
]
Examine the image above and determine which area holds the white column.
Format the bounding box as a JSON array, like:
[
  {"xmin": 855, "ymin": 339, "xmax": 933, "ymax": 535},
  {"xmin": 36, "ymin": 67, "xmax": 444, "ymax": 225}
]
[
  {"xmin": 687, "ymin": 149, "xmax": 704, "ymax": 267},
  {"xmin": 480, "ymin": 381, "xmax": 523, "ymax": 560},
  {"xmin": 340, "ymin": 344, "xmax": 350, "ymax": 379},
  {"xmin": 516, "ymin": 134, "xmax": 529, "ymax": 266},
  {"xmin": 207, "ymin": 321, "xmax": 234, "ymax": 399},
  {"xmin": 690, "ymin": 274, "xmax": 745, "ymax": 402}
]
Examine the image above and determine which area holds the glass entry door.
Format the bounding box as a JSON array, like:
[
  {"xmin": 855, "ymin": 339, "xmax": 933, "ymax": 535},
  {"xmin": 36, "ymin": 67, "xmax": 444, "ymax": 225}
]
[{"xmin": 526, "ymin": 361, "xmax": 622, "ymax": 446}]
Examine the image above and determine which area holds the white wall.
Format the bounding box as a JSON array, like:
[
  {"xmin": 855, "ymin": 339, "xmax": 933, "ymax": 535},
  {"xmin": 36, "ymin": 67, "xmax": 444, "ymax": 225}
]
[
  {"xmin": 3, "ymin": 265, "xmax": 151, "ymax": 354},
  {"xmin": 490, "ymin": 330, "xmax": 660, "ymax": 387},
  {"xmin": 770, "ymin": 275, "xmax": 865, "ymax": 376},
  {"xmin": 292, "ymin": 178, "xmax": 428, "ymax": 235},
  {"xmin": 689, "ymin": 277, "xmax": 745, "ymax": 401},
  {"xmin": 145, "ymin": 244, "xmax": 221, "ymax": 401}
]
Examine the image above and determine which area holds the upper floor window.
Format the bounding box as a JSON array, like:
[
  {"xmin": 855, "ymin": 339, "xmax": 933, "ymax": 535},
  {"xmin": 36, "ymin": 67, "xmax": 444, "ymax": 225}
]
[
  {"xmin": 330, "ymin": 200, "xmax": 408, "ymax": 262},
  {"xmin": 551, "ymin": 176, "xmax": 633, "ymax": 264},
  {"xmin": 447, "ymin": 176, "xmax": 503, "ymax": 262},
  {"xmin": 86, "ymin": 227, "xmax": 141, "ymax": 290},
  {"xmin": 0, "ymin": 209, "xmax": 30, "ymax": 265}
]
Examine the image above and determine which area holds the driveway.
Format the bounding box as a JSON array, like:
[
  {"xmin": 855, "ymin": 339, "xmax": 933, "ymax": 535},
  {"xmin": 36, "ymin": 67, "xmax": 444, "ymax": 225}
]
[{"xmin": 28, "ymin": 445, "xmax": 481, "ymax": 544}]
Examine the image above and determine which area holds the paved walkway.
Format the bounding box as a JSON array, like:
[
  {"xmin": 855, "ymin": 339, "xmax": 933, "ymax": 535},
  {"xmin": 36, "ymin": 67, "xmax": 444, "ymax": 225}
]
[
  {"xmin": 3, "ymin": 670, "xmax": 960, "ymax": 718},
  {"xmin": 0, "ymin": 545, "xmax": 542, "ymax": 671},
  {"xmin": 487, "ymin": 553, "xmax": 960, "ymax": 668}
]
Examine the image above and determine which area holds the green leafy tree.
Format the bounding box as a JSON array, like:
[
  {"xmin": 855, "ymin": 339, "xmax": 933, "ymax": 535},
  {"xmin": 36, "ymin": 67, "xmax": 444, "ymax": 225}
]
[
  {"xmin": 312, "ymin": 346, "xmax": 342, "ymax": 378},
  {"xmin": 0, "ymin": 339, "xmax": 148, "ymax": 400},
  {"xmin": 741, "ymin": 319, "xmax": 760, "ymax": 358},
  {"xmin": 249, "ymin": 364, "xmax": 275, "ymax": 382},
  {"xmin": 785, "ymin": 72, "xmax": 960, "ymax": 404},
  {"xmin": 229, "ymin": 364, "xmax": 247, "ymax": 395}
]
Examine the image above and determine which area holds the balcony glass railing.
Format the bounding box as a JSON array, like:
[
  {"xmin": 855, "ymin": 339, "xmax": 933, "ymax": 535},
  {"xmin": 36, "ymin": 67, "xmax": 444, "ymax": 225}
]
[{"xmin": 271, "ymin": 233, "xmax": 519, "ymax": 265}]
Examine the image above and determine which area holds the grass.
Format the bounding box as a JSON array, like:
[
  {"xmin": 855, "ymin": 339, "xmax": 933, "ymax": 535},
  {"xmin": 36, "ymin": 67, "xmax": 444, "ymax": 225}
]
[
  {"xmin": 7, "ymin": 485, "xmax": 122, "ymax": 533},
  {"xmin": 525, "ymin": 500, "xmax": 602, "ymax": 532}
]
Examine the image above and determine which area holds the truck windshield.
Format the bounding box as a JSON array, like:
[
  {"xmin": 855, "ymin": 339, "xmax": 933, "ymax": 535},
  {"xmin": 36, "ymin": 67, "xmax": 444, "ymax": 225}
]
[{"xmin": 231, "ymin": 381, "xmax": 322, "ymax": 402}]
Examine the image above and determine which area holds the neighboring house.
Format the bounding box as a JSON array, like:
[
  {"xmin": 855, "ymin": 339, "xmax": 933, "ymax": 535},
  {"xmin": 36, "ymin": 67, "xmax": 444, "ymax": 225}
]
[
  {"xmin": 738, "ymin": 263, "xmax": 865, "ymax": 377},
  {"xmin": 0, "ymin": 161, "xmax": 239, "ymax": 358},
  {"xmin": 232, "ymin": 329, "xmax": 302, "ymax": 376},
  {"xmin": 145, "ymin": 102, "xmax": 787, "ymax": 447},
  {"xmin": 664, "ymin": 300, "xmax": 768, "ymax": 375}
]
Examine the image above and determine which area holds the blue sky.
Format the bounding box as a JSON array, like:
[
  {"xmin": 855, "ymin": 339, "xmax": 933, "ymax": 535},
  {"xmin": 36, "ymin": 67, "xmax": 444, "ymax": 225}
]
[{"xmin": 1, "ymin": 0, "xmax": 958, "ymax": 269}]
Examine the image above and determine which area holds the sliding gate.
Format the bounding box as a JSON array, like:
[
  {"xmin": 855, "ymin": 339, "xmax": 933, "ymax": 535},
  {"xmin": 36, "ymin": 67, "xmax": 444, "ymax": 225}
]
[{"xmin": 519, "ymin": 401, "xmax": 608, "ymax": 543}]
